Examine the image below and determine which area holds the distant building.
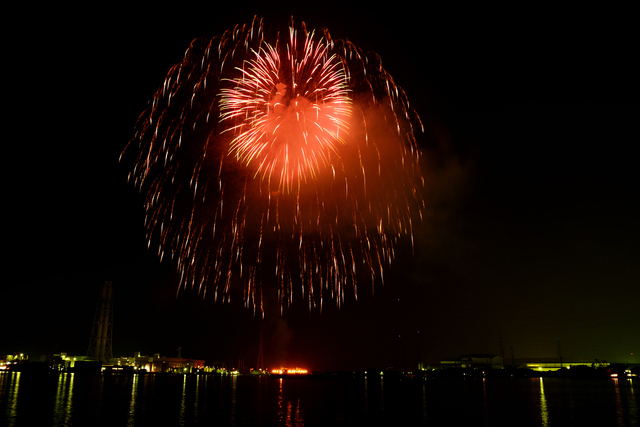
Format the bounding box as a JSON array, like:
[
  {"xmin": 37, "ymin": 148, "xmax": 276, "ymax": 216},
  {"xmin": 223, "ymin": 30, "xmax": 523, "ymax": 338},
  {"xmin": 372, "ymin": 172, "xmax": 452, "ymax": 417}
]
[
  {"xmin": 0, "ymin": 353, "xmax": 29, "ymax": 370},
  {"xmin": 440, "ymin": 354, "xmax": 504, "ymax": 370},
  {"xmin": 426, "ymin": 354, "xmax": 611, "ymax": 373},
  {"xmin": 109, "ymin": 352, "xmax": 205, "ymax": 373},
  {"xmin": 516, "ymin": 358, "xmax": 609, "ymax": 372},
  {"xmin": 51, "ymin": 353, "xmax": 95, "ymax": 371},
  {"xmin": 3, "ymin": 350, "xmax": 232, "ymax": 374}
]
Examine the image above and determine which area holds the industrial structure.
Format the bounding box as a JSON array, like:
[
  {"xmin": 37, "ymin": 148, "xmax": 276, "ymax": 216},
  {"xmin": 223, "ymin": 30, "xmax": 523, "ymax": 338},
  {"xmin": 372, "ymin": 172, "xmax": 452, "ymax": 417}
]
[
  {"xmin": 1, "ymin": 281, "xmax": 226, "ymax": 374},
  {"xmin": 86, "ymin": 281, "xmax": 114, "ymax": 363}
]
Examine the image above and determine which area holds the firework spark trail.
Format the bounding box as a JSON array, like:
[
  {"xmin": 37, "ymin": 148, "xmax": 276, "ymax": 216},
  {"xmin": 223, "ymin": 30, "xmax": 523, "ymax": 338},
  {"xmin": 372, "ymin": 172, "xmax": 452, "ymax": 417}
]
[{"xmin": 122, "ymin": 16, "xmax": 425, "ymax": 316}]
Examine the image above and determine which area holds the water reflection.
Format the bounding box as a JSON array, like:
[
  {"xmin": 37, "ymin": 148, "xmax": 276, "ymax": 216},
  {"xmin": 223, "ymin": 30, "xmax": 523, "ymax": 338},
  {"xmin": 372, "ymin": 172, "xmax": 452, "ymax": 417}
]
[
  {"xmin": 2, "ymin": 372, "xmax": 639, "ymax": 426},
  {"xmin": 539, "ymin": 377, "xmax": 549, "ymax": 427},
  {"xmin": 379, "ymin": 373, "xmax": 384, "ymax": 414},
  {"xmin": 363, "ymin": 374, "xmax": 369, "ymax": 417},
  {"xmin": 3, "ymin": 372, "xmax": 20, "ymax": 427},
  {"xmin": 628, "ymin": 379, "xmax": 637, "ymax": 424},
  {"xmin": 127, "ymin": 373, "xmax": 139, "ymax": 427},
  {"xmin": 53, "ymin": 372, "xmax": 74, "ymax": 426},
  {"xmin": 482, "ymin": 377, "xmax": 489, "ymax": 422},
  {"xmin": 179, "ymin": 375, "xmax": 187, "ymax": 427},
  {"xmin": 229, "ymin": 374, "xmax": 238, "ymax": 425},
  {"xmin": 193, "ymin": 374, "xmax": 202, "ymax": 424},
  {"xmin": 613, "ymin": 378, "xmax": 624, "ymax": 426},
  {"xmin": 277, "ymin": 378, "xmax": 284, "ymax": 424},
  {"xmin": 276, "ymin": 377, "xmax": 304, "ymax": 427}
]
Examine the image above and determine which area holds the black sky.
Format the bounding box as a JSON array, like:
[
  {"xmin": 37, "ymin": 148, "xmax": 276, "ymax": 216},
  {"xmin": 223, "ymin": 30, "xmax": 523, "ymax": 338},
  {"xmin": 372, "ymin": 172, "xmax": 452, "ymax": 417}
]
[{"xmin": 4, "ymin": 3, "xmax": 638, "ymax": 371}]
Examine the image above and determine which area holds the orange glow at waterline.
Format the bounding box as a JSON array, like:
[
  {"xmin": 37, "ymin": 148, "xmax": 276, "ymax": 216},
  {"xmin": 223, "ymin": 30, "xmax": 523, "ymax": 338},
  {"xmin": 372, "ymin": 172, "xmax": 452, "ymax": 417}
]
[{"xmin": 271, "ymin": 367, "xmax": 308, "ymax": 375}]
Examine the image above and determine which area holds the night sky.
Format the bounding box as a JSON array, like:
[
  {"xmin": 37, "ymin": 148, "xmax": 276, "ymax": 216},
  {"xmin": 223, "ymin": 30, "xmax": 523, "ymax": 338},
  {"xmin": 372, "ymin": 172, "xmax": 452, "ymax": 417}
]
[{"xmin": 5, "ymin": 3, "xmax": 638, "ymax": 371}]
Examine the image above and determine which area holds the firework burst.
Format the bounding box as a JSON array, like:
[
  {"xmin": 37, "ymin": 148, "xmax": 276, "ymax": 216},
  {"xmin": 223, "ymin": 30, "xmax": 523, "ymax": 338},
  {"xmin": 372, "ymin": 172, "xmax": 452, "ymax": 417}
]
[{"xmin": 122, "ymin": 16, "xmax": 425, "ymax": 316}]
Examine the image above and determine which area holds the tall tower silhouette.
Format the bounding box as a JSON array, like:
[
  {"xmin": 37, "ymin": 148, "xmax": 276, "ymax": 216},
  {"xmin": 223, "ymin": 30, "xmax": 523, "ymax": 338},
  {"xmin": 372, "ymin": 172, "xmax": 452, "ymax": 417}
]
[
  {"xmin": 256, "ymin": 324, "xmax": 265, "ymax": 371},
  {"xmin": 87, "ymin": 281, "xmax": 114, "ymax": 364}
]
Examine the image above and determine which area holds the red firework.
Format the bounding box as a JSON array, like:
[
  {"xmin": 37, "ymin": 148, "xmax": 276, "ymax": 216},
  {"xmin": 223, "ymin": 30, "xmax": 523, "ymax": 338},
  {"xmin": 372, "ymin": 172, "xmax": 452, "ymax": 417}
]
[
  {"xmin": 123, "ymin": 17, "xmax": 424, "ymax": 316},
  {"xmin": 219, "ymin": 28, "xmax": 352, "ymax": 192}
]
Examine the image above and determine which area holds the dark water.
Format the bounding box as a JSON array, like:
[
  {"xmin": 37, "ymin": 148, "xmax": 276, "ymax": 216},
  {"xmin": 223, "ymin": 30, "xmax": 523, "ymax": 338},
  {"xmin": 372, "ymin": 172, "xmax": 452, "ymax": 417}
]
[{"xmin": 1, "ymin": 372, "xmax": 638, "ymax": 426}]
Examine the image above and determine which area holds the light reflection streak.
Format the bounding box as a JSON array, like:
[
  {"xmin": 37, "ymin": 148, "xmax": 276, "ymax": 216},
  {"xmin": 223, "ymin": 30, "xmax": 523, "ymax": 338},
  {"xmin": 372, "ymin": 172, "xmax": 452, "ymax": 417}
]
[
  {"xmin": 482, "ymin": 377, "xmax": 488, "ymax": 422},
  {"xmin": 194, "ymin": 374, "xmax": 202, "ymax": 424},
  {"xmin": 277, "ymin": 378, "xmax": 284, "ymax": 424},
  {"xmin": 5, "ymin": 372, "xmax": 20, "ymax": 427},
  {"xmin": 276, "ymin": 377, "xmax": 304, "ymax": 427},
  {"xmin": 295, "ymin": 397, "xmax": 304, "ymax": 426},
  {"xmin": 613, "ymin": 378, "xmax": 624, "ymax": 426},
  {"xmin": 363, "ymin": 374, "xmax": 369, "ymax": 417},
  {"xmin": 53, "ymin": 373, "xmax": 74, "ymax": 426},
  {"xmin": 177, "ymin": 374, "xmax": 187, "ymax": 427},
  {"xmin": 230, "ymin": 374, "xmax": 237, "ymax": 425},
  {"xmin": 628, "ymin": 379, "xmax": 637, "ymax": 423},
  {"xmin": 127, "ymin": 373, "xmax": 139, "ymax": 426},
  {"xmin": 380, "ymin": 372, "xmax": 384, "ymax": 414},
  {"xmin": 539, "ymin": 377, "xmax": 549, "ymax": 427},
  {"xmin": 286, "ymin": 401, "xmax": 293, "ymax": 426}
]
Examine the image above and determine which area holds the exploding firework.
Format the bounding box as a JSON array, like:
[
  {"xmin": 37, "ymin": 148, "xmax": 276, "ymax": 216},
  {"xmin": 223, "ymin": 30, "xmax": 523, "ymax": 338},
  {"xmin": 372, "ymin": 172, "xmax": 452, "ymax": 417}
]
[{"xmin": 122, "ymin": 16, "xmax": 425, "ymax": 316}]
